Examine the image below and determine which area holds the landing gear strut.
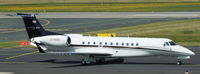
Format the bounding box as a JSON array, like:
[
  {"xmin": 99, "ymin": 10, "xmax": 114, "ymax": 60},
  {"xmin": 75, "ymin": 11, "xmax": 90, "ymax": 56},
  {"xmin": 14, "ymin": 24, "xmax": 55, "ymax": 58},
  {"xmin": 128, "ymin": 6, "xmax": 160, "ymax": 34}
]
[
  {"xmin": 81, "ymin": 58, "xmax": 106, "ymax": 65},
  {"xmin": 81, "ymin": 55, "xmax": 100, "ymax": 65},
  {"xmin": 176, "ymin": 56, "xmax": 191, "ymax": 65}
]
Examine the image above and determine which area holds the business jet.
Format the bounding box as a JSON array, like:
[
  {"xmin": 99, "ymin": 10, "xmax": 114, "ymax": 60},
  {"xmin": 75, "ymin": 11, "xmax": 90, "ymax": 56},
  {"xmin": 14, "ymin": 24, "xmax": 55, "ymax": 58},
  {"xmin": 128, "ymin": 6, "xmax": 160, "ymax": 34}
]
[{"xmin": 14, "ymin": 13, "xmax": 195, "ymax": 65}]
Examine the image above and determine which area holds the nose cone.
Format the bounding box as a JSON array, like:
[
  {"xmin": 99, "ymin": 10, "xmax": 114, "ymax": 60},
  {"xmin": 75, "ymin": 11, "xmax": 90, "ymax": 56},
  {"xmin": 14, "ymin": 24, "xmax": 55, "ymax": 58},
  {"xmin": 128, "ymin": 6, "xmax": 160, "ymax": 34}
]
[
  {"xmin": 178, "ymin": 46, "xmax": 195, "ymax": 56},
  {"xmin": 187, "ymin": 49, "xmax": 195, "ymax": 56}
]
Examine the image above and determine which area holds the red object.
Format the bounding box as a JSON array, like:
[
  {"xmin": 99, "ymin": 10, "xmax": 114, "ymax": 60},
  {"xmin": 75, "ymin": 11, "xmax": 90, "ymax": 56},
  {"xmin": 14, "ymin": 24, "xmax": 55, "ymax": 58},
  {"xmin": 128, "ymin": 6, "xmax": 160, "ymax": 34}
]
[{"xmin": 19, "ymin": 41, "xmax": 30, "ymax": 46}]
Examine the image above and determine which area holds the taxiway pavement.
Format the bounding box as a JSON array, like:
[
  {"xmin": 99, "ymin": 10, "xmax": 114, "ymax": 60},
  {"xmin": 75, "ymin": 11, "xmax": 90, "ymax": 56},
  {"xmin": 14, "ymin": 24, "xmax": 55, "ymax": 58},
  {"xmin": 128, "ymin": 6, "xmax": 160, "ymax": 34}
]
[
  {"xmin": 0, "ymin": 12, "xmax": 200, "ymax": 74},
  {"xmin": 0, "ymin": 46, "xmax": 199, "ymax": 74}
]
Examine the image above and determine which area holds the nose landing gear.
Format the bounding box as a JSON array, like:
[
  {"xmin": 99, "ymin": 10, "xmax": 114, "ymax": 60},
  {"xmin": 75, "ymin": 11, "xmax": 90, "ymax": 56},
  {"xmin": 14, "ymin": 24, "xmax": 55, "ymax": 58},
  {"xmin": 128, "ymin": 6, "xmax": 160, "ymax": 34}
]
[
  {"xmin": 176, "ymin": 61, "xmax": 182, "ymax": 65},
  {"xmin": 176, "ymin": 56, "xmax": 191, "ymax": 65}
]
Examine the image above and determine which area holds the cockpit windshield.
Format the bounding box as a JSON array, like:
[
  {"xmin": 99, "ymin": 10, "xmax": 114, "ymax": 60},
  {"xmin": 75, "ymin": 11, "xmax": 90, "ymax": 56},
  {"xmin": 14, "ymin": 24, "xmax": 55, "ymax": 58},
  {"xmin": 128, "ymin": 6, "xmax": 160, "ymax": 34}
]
[
  {"xmin": 164, "ymin": 41, "xmax": 176, "ymax": 46},
  {"xmin": 169, "ymin": 41, "xmax": 176, "ymax": 46}
]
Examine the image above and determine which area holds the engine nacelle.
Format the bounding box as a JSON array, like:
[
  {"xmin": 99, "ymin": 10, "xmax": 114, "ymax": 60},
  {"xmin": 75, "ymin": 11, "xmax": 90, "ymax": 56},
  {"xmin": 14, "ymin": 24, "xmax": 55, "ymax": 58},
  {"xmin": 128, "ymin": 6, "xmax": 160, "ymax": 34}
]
[{"xmin": 31, "ymin": 35, "xmax": 71, "ymax": 46}]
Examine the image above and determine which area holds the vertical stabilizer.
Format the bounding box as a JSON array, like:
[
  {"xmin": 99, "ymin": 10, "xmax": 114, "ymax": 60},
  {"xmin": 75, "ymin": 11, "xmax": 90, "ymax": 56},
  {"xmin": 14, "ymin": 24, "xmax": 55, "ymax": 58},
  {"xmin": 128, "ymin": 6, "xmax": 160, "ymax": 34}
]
[{"xmin": 17, "ymin": 13, "xmax": 46, "ymax": 39}]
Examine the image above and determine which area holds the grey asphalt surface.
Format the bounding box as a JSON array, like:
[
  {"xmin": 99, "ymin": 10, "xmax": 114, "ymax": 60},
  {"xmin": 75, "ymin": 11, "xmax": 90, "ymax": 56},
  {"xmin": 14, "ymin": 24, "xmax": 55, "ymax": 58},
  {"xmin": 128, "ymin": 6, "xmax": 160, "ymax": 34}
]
[
  {"xmin": 0, "ymin": 46, "xmax": 199, "ymax": 74},
  {"xmin": 0, "ymin": 12, "xmax": 200, "ymax": 74},
  {"xmin": 0, "ymin": 18, "xmax": 199, "ymax": 42}
]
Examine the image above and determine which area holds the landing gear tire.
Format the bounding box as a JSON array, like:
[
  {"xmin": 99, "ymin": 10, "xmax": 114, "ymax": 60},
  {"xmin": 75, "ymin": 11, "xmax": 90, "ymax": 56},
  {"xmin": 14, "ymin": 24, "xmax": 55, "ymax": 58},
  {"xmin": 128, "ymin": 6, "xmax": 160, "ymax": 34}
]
[
  {"xmin": 81, "ymin": 59, "xmax": 86, "ymax": 65},
  {"xmin": 81, "ymin": 59, "xmax": 90, "ymax": 65},
  {"xmin": 96, "ymin": 58, "xmax": 106, "ymax": 64},
  {"xmin": 176, "ymin": 61, "xmax": 182, "ymax": 65}
]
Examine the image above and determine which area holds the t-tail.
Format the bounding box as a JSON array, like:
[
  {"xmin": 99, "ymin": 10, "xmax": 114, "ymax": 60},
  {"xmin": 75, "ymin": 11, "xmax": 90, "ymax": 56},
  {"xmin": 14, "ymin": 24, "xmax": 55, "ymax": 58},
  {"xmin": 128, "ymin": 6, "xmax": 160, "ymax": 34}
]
[
  {"xmin": 16, "ymin": 13, "xmax": 68, "ymax": 53},
  {"xmin": 17, "ymin": 13, "xmax": 61, "ymax": 39}
]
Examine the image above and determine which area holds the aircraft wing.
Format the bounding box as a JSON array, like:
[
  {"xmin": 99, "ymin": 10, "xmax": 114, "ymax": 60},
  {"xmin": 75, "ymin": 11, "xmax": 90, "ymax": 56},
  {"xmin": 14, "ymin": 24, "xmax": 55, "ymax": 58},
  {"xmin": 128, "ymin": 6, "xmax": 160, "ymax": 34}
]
[{"xmin": 47, "ymin": 52, "xmax": 112, "ymax": 56}]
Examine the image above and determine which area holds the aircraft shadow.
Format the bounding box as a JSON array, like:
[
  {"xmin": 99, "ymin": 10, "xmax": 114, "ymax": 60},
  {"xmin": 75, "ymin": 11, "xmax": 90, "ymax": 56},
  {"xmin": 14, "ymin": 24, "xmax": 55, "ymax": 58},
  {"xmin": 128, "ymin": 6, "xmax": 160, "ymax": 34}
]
[
  {"xmin": 36, "ymin": 59, "xmax": 81, "ymax": 64},
  {"xmin": 34, "ymin": 59, "xmax": 187, "ymax": 68}
]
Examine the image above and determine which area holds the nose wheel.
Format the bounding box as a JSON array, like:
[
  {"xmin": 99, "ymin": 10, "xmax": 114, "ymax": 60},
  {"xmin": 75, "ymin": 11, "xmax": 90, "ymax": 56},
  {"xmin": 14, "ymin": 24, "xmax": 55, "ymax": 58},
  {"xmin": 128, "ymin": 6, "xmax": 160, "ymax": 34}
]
[{"xmin": 176, "ymin": 61, "xmax": 182, "ymax": 65}]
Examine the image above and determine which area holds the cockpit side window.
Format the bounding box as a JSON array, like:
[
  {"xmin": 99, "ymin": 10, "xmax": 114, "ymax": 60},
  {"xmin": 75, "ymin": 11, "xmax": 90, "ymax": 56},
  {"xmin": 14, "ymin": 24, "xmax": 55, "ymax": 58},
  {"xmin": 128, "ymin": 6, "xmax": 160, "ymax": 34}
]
[
  {"xmin": 169, "ymin": 41, "xmax": 176, "ymax": 46},
  {"xmin": 164, "ymin": 42, "xmax": 170, "ymax": 46}
]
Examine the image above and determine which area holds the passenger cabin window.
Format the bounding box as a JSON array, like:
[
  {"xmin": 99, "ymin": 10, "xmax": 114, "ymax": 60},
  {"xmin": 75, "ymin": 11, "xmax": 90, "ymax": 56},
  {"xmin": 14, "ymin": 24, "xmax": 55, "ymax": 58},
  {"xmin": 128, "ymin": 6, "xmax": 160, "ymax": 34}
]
[
  {"xmin": 121, "ymin": 43, "xmax": 124, "ymax": 46},
  {"xmin": 126, "ymin": 43, "xmax": 129, "ymax": 46},
  {"xmin": 105, "ymin": 42, "xmax": 107, "ymax": 45},
  {"xmin": 136, "ymin": 43, "xmax": 139, "ymax": 46},
  {"xmin": 93, "ymin": 42, "xmax": 96, "ymax": 45},
  {"xmin": 88, "ymin": 42, "xmax": 90, "ymax": 44},
  {"xmin": 131, "ymin": 43, "xmax": 134, "ymax": 46},
  {"xmin": 110, "ymin": 42, "xmax": 113, "ymax": 45},
  {"xmin": 82, "ymin": 42, "xmax": 85, "ymax": 44},
  {"xmin": 116, "ymin": 43, "xmax": 119, "ymax": 45},
  {"xmin": 99, "ymin": 42, "xmax": 102, "ymax": 45}
]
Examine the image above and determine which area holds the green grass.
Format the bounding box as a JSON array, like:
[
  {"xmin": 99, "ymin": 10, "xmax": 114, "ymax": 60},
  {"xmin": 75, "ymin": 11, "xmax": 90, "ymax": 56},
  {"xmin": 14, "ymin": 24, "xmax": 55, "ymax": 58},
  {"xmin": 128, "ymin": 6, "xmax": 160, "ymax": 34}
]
[
  {"xmin": 0, "ymin": 0, "xmax": 199, "ymax": 4},
  {"xmin": 0, "ymin": 2, "xmax": 200, "ymax": 12},
  {"xmin": 0, "ymin": 40, "xmax": 34, "ymax": 48},
  {"xmin": 0, "ymin": 19, "xmax": 199, "ymax": 48},
  {"xmin": 84, "ymin": 19, "xmax": 200, "ymax": 46}
]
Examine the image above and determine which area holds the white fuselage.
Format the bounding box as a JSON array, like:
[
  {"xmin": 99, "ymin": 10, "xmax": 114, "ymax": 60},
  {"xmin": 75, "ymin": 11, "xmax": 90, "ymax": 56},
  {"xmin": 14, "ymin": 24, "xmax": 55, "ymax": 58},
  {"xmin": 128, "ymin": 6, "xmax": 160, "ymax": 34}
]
[
  {"xmin": 31, "ymin": 34, "xmax": 195, "ymax": 59},
  {"xmin": 18, "ymin": 13, "xmax": 195, "ymax": 65}
]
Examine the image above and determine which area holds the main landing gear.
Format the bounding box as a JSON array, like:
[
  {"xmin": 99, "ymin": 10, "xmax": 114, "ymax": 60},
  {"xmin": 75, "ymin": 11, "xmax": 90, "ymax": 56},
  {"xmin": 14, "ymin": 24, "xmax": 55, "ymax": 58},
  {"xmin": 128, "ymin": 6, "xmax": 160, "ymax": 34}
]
[
  {"xmin": 176, "ymin": 56, "xmax": 191, "ymax": 65},
  {"xmin": 81, "ymin": 56, "xmax": 124, "ymax": 65},
  {"xmin": 81, "ymin": 57, "xmax": 106, "ymax": 65},
  {"xmin": 81, "ymin": 59, "xmax": 91, "ymax": 65}
]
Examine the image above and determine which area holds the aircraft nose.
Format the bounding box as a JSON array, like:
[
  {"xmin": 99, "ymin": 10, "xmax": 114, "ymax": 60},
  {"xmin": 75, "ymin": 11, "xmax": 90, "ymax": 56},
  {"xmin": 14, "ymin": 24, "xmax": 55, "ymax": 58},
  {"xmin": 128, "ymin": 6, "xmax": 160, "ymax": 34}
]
[
  {"xmin": 182, "ymin": 46, "xmax": 195, "ymax": 56},
  {"xmin": 174, "ymin": 45, "xmax": 195, "ymax": 56},
  {"xmin": 187, "ymin": 49, "xmax": 195, "ymax": 56}
]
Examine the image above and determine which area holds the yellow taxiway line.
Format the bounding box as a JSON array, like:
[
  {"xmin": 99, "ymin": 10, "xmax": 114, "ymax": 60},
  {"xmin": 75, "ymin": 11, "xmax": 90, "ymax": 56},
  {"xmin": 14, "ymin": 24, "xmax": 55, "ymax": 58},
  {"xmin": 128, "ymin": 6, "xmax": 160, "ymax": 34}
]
[
  {"xmin": 5, "ymin": 51, "xmax": 39, "ymax": 59},
  {"xmin": 38, "ymin": 18, "xmax": 50, "ymax": 26}
]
